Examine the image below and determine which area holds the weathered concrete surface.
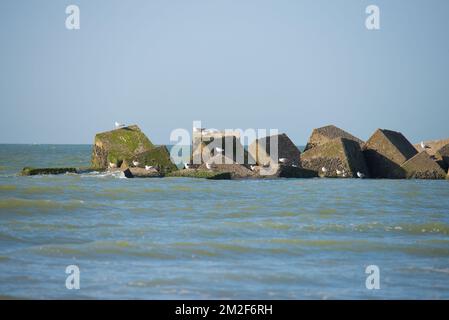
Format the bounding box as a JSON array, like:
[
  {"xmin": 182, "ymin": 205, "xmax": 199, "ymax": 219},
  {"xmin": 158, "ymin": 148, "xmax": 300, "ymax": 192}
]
[
  {"xmin": 304, "ymin": 125, "xmax": 364, "ymax": 151},
  {"xmin": 128, "ymin": 167, "xmax": 163, "ymax": 178},
  {"xmin": 262, "ymin": 164, "xmax": 317, "ymax": 179},
  {"xmin": 91, "ymin": 125, "xmax": 177, "ymax": 173},
  {"xmin": 248, "ymin": 133, "xmax": 301, "ymax": 166},
  {"xmin": 300, "ymin": 138, "xmax": 368, "ymax": 178},
  {"xmin": 363, "ymin": 129, "xmax": 417, "ymax": 179},
  {"xmin": 435, "ymin": 143, "xmax": 449, "ymax": 171},
  {"xmin": 21, "ymin": 167, "xmax": 77, "ymax": 176},
  {"xmin": 414, "ymin": 138, "xmax": 449, "ymax": 156},
  {"xmin": 198, "ymin": 160, "xmax": 255, "ymax": 179},
  {"xmin": 192, "ymin": 134, "xmax": 255, "ymax": 165},
  {"xmin": 400, "ymin": 151, "xmax": 446, "ymax": 179}
]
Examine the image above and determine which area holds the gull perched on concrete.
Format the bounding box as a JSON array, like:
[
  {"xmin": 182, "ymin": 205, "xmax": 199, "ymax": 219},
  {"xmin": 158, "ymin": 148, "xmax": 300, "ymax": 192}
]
[
  {"xmin": 336, "ymin": 169, "xmax": 342, "ymax": 175},
  {"xmin": 250, "ymin": 165, "xmax": 257, "ymax": 171},
  {"xmin": 115, "ymin": 121, "xmax": 125, "ymax": 129},
  {"xmin": 215, "ymin": 147, "xmax": 224, "ymax": 154},
  {"xmin": 357, "ymin": 171, "xmax": 365, "ymax": 179},
  {"xmin": 184, "ymin": 163, "xmax": 191, "ymax": 169},
  {"xmin": 279, "ymin": 158, "xmax": 288, "ymax": 164},
  {"xmin": 321, "ymin": 167, "xmax": 327, "ymax": 173},
  {"xmin": 206, "ymin": 163, "xmax": 213, "ymax": 170},
  {"xmin": 145, "ymin": 165, "xmax": 154, "ymax": 171},
  {"xmin": 420, "ymin": 141, "xmax": 430, "ymax": 149},
  {"xmin": 132, "ymin": 160, "xmax": 140, "ymax": 167}
]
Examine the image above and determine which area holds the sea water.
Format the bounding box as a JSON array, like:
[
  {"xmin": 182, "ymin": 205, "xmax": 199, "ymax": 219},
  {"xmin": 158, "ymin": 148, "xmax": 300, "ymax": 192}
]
[{"xmin": 0, "ymin": 144, "xmax": 448, "ymax": 299}]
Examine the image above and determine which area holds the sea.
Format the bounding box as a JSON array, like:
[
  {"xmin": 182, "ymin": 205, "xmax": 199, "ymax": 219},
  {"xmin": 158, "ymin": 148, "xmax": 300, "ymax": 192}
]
[{"xmin": 0, "ymin": 144, "xmax": 448, "ymax": 299}]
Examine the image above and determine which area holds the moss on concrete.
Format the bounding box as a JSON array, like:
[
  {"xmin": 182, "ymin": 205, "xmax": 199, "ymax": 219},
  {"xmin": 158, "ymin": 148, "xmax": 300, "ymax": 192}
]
[
  {"xmin": 91, "ymin": 125, "xmax": 177, "ymax": 172},
  {"xmin": 21, "ymin": 167, "xmax": 77, "ymax": 176},
  {"xmin": 300, "ymin": 138, "xmax": 368, "ymax": 178},
  {"xmin": 166, "ymin": 169, "xmax": 232, "ymax": 180},
  {"xmin": 304, "ymin": 125, "xmax": 364, "ymax": 151}
]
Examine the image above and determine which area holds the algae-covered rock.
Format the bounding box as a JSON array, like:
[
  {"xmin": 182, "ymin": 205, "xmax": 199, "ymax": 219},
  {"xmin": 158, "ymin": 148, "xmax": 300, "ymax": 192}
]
[
  {"xmin": 363, "ymin": 129, "xmax": 417, "ymax": 179},
  {"xmin": 166, "ymin": 169, "xmax": 232, "ymax": 180},
  {"xmin": 133, "ymin": 146, "xmax": 178, "ymax": 174},
  {"xmin": 300, "ymin": 138, "xmax": 368, "ymax": 178},
  {"xmin": 91, "ymin": 125, "xmax": 177, "ymax": 173},
  {"xmin": 400, "ymin": 151, "xmax": 446, "ymax": 179},
  {"xmin": 21, "ymin": 167, "xmax": 77, "ymax": 176},
  {"xmin": 248, "ymin": 133, "xmax": 301, "ymax": 166},
  {"xmin": 304, "ymin": 125, "xmax": 364, "ymax": 151}
]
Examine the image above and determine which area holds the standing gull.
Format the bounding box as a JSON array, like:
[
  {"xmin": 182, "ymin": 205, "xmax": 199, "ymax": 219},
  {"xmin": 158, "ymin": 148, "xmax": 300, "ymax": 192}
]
[
  {"xmin": 115, "ymin": 122, "xmax": 125, "ymax": 129},
  {"xmin": 357, "ymin": 171, "xmax": 365, "ymax": 179},
  {"xmin": 420, "ymin": 141, "xmax": 430, "ymax": 149}
]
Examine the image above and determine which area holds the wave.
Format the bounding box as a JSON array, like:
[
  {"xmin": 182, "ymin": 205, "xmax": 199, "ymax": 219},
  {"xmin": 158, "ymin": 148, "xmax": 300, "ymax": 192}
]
[{"xmin": 0, "ymin": 198, "xmax": 85, "ymax": 211}]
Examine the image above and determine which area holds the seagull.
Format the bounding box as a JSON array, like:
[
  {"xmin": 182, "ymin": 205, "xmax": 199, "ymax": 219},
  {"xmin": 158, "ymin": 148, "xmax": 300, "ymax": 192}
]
[
  {"xmin": 279, "ymin": 158, "xmax": 288, "ymax": 164},
  {"xmin": 145, "ymin": 165, "xmax": 154, "ymax": 171},
  {"xmin": 357, "ymin": 171, "xmax": 365, "ymax": 179},
  {"xmin": 184, "ymin": 163, "xmax": 191, "ymax": 169},
  {"xmin": 292, "ymin": 164, "xmax": 298, "ymax": 168},
  {"xmin": 115, "ymin": 121, "xmax": 125, "ymax": 129},
  {"xmin": 336, "ymin": 169, "xmax": 342, "ymax": 175},
  {"xmin": 420, "ymin": 141, "xmax": 430, "ymax": 149},
  {"xmin": 215, "ymin": 147, "xmax": 224, "ymax": 153},
  {"xmin": 321, "ymin": 167, "xmax": 327, "ymax": 173},
  {"xmin": 262, "ymin": 162, "xmax": 270, "ymax": 168},
  {"xmin": 342, "ymin": 172, "xmax": 347, "ymax": 178},
  {"xmin": 250, "ymin": 165, "xmax": 257, "ymax": 171},
  {"xmin": 132, "ymin": 160, "xmax": 140, "ymax": 167},
  {"xmin": 206, "ymin": 163, "xmax": 213, "ymax": 170},
  {"xmin": 193, "ymin": 127, "xmax": 205, "ymax": 133},
  {"xmin": 109, "ymin": 162, "xmax": 117, "ymax": 169}
]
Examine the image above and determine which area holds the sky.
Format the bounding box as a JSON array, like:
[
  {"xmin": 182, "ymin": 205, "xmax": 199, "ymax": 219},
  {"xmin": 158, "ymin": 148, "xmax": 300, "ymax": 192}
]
[{"xmin": 0, "ymin": 0, "xmax": 448, "ymax": 145}]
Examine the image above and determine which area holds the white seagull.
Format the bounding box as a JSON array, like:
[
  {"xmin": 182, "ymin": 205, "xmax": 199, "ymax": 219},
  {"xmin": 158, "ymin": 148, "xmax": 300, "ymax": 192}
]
[
  {"xmin": 250, "ymin": 165, "xmax": 257, "ymax": 171},
  {"xmin": 206, "ymin": 163, "xmax": 213, "ymax": 170},
  {"xmin": 420, "ymin": 141, "xmax": 430, "ymax": 149},
  {"xmin": 115, "ymin": 121, "xmax": 125, "ymax": 129},
  {"xmin": 292, "ymin": 164, "xmax": 298, "ymax": 168},
  {"xmin": 132, "ymin": 160, "xmax": 140, "ymax": 167},
  {"xmin": 184, "ymin": 163, "xmax": 191, "ymax": 169},
  {"xmin": 215, "ymin": 147, "xmax": 224, "ymax": 153},
  {"xmin": 279, "ymin": 158, "xmax": 288, "ymax": 164},
  {"xmin": 336, "ymin": 169, "xmax": 342, "ymax": 175},
  {"xmin": 357, "ymin": 171, "xmax": 365, "ymax": 179},
  {"xmin": 321, "ymin": 167, "xmax": 327, "ymax": 173},
  {"xmin": 145, "ymin": 165, "xmax": 154, "ymax": 171},
  {"xmin": 109, "ymin": 162, "xmax": 117, "ymax": 169}
]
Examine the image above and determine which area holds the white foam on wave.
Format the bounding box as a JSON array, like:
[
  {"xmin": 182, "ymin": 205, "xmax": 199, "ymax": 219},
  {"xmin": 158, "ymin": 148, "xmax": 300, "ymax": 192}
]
[{"xmin": 80, "ymin": 170, "xmax": 128, "ymax": 179}]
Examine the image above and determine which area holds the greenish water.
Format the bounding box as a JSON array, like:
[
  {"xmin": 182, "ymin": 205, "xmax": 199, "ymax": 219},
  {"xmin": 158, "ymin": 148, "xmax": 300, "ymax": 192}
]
[{"xmin": 0, "ymin": 144, "xmax": 449, "ymax": 299}]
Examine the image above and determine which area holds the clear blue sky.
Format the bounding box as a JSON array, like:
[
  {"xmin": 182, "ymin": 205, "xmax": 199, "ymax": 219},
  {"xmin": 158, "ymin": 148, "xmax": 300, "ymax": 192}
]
[{"xmin": 0, "ymin": 0, "xmax": 448, "ymax": 144}]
